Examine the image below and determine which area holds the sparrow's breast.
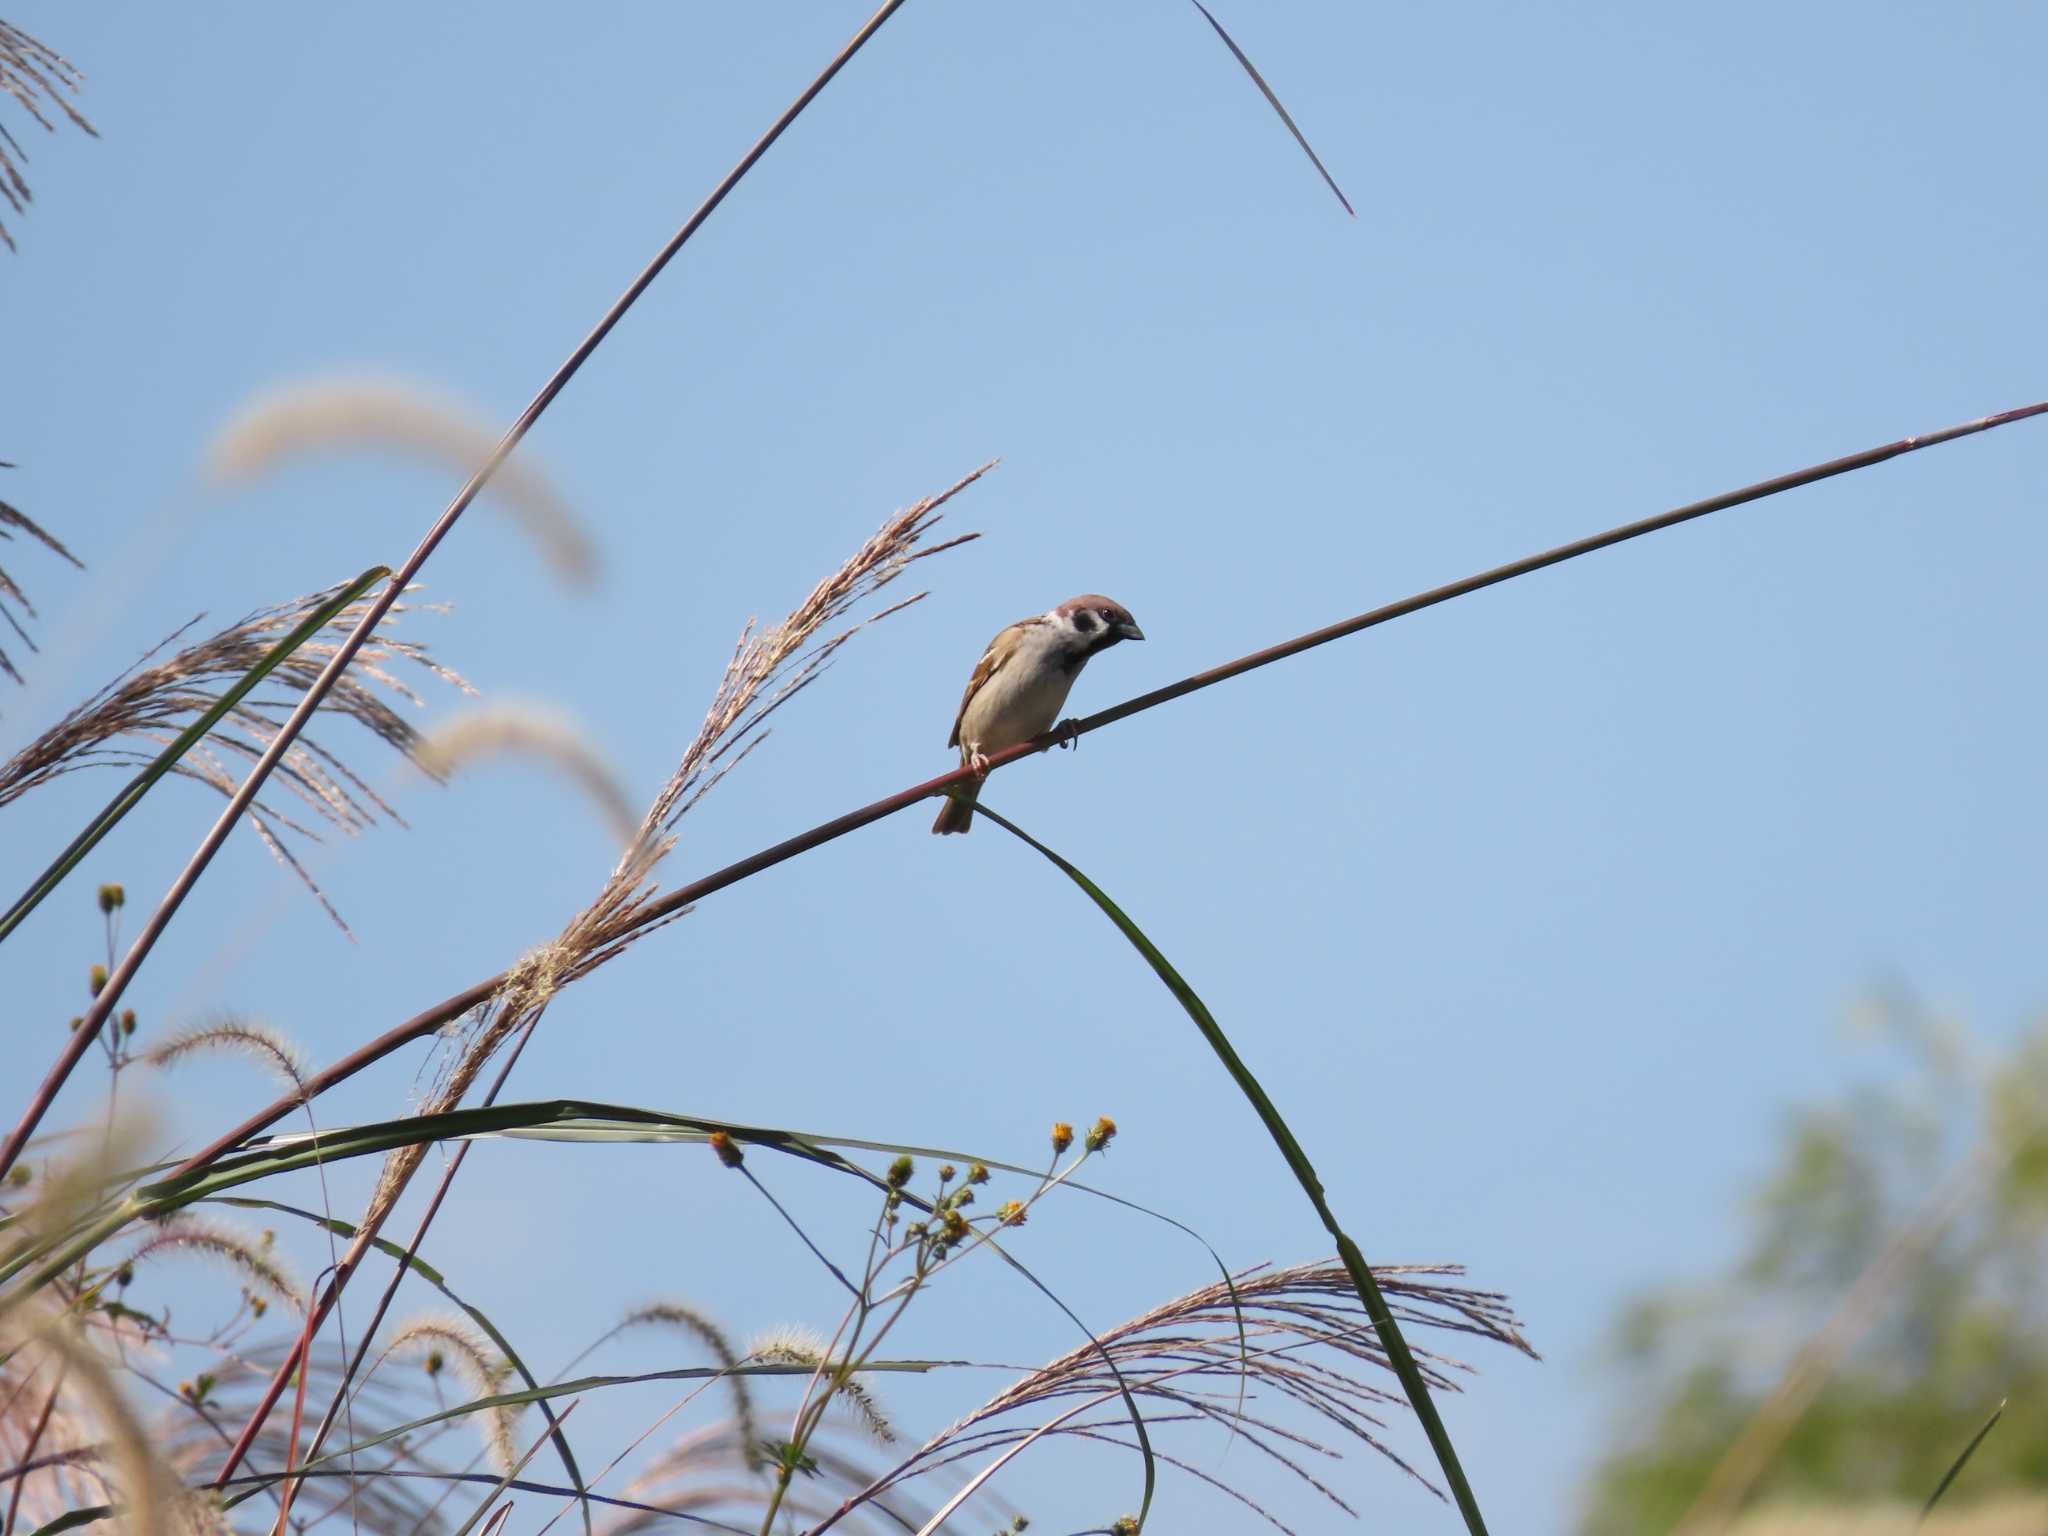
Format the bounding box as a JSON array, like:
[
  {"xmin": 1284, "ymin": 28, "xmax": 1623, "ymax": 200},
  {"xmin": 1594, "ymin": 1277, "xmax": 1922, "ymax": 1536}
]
[{"xmin": 959, "ymin": 652, "xmax": 1080, "ymax": 754}]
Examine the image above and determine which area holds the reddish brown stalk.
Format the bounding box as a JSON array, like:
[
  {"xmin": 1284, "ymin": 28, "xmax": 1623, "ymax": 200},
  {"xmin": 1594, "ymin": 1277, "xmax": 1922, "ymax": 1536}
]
[
  {"xmin": 267, "ymin": 1322, "xmax": 319, "ymax": 1536},
  {"xmin": 0, "ymin": 0, "xmax": 910, "ymax": 1188},
  {"xmin": 1, "ymin": 1364, "xmax": 66, "ymax": 1536},
  {"xmin": 153, "ymin": 398, "xmax": 2048, "ymax": 1184},
  {"xmin": 242, "ymin": 1024, "xmax": 557, "ymax": 1507}
]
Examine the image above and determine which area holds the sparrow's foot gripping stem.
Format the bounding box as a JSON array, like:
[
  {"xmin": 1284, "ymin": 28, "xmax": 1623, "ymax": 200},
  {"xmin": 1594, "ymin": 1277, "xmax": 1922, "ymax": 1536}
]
[
  {"xmin": 966, "ymin": 749, "xmax": 993, "ymax": 776},
  {"xmin": 1053, "ymin": 718, "xmax": 1083, "ymax": 751}
]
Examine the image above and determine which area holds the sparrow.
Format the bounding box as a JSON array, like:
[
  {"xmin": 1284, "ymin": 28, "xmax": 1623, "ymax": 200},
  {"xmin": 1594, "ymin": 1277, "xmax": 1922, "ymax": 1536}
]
[{"xmin": 932, "ymin": 594, "xmax": 1145, "ymax": 834}]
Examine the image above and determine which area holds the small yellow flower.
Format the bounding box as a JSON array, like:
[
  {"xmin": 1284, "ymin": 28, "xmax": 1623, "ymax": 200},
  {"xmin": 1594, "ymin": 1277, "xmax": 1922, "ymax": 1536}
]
[
  {"xmin": 98, "ymin": 883, "xmax": 125, "ymax": 914},
  {"xmin": 708, "ymin": 1131, "xmax": 745, "ymax": 1169},
  {"xmin": 1050, "ymin": 1122, "xmax": 1074, "ymax": 1155},
  {"xmin": 886, "ymin": 1155, "xmax": 915, "ymax": 1189},
  {"xmin": 966, "ymin": 1161, "xmax": 990, "ymax": 1185},
  {"xmin": 88, "ymin": 964, "xmax": 108, "ymax": 996},
  {"xmin": 1085, "ymin": 1116, "xmax": 1118, "ymax": 1152},
  {"xmin": 996, "ymin": 1200, "xmax": 1027, "ymax": 1227}
]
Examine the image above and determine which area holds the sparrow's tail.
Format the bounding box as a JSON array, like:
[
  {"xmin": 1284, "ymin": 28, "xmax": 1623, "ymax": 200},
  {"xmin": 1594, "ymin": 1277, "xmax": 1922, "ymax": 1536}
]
[{"xmin": 931, "ymin": 787, "xmax": 977, "ymax": 835}]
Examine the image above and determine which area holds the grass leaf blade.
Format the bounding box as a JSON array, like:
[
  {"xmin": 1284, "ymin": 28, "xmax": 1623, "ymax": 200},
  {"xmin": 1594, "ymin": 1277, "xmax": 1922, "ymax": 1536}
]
[
  {"xmin": 1187, "ymin": 0, "xmax": 1355, "ymax": 217},
  {"xmin": 0, "ymin": 565, "xmax": 392, "ymax": 944},
  {"xmin": 976, "ymin": 801, "xmax": 1488, "ymax": 1535},
  {"xmin": 1920, "ymin": 1398, "xmax": 2006, "ymax": 1523}
]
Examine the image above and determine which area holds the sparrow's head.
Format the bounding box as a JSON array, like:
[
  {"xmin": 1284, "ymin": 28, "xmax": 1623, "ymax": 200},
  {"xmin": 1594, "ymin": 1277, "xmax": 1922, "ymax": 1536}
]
[{"xmin": 1054, "ymin": 594, "xmax": 1145, "ymax": 651}]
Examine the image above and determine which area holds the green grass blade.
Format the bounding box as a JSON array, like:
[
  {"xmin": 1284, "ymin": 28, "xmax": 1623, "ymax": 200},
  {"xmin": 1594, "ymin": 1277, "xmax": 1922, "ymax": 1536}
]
[
  {"xmin": 1187, "ymin": 1, "xmax": 1355, "ymax": 216},
  {"xmin": 1920, "ymin": 1398, "xmax": 2006, "ymax": 1523},
  {"xmin": 25, "ymin": 1511, "xmax": 103, "ymax": 1536},
  {"xmin": 0, "ymin": 565, "xmax": 392, "ymax": 944},
  {"xmin": 445, "ymin": 1399, "xmax": 577, "ymax": 1536},
  {"xmin": 975, "ymin": 802, "xmax": 1489, "ymax": 1535}
]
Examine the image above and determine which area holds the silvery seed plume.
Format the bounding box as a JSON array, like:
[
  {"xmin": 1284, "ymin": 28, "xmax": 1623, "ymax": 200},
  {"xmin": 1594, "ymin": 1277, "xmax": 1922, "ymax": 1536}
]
[
  {"xmin": 207, "ymin": 374, "xmax": 597, "ymax": 590},
  {"xmin": 0, "ymin": 579, "xmax": 471, "ymax": 929},
  {"xmin": 0, "ymin": 21, "xmax": 96, "ymax": 252},
  {"xmin": 0, "ymin": 468, "xmax": 84, "ymax": 694},
  {"xmin": 844, "ymin": 1259, "xmax": 1533, "ymax": 1532}
]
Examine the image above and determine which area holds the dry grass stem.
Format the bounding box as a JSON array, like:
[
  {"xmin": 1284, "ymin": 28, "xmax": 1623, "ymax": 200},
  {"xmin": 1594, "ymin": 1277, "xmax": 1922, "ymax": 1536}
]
[
  {"xmin": 1672, "ymin": 1140, "xmax": 2012, "ymax": 1536},
  {"xmin": 417, "ymin": 705, "xmax": 640, "ymax": 851},
  {"xmin": 376, "ymin": 466, "xmax": 988, "ymax": 1233},
  {"xmin": 0, "ymin": 580, "xmax": 471, "ymax": 927},
  {"xmin": 0, "ymin": 21, "xmax": 95, "ymax": 252},
  {"xmin": 206, "ymin": 375, "xmax": 598, "ymax": 589}
]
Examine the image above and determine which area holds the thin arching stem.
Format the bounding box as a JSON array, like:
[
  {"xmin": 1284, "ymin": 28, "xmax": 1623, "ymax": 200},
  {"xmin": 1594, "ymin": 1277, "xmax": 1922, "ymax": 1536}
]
[{"xmin": 150, "ymin": 397, "xmax": 2048, "ymax": 1184}]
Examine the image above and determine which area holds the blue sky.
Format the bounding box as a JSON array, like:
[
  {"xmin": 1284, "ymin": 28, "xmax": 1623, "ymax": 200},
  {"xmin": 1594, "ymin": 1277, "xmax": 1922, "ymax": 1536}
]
[{"xmin": 3, "ymin": 3, "xmax": 2045, "ymax": 1532}]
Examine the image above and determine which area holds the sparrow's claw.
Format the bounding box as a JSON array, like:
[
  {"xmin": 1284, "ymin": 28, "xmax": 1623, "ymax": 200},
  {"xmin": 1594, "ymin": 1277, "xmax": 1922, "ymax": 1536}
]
[
  {"xmin": 966, "ymin": 749, "xmax": 993, "ymax": 776},
  {"xmin": 1053, "ymin": 718, "xmax": 1083, "ymax": 751}
]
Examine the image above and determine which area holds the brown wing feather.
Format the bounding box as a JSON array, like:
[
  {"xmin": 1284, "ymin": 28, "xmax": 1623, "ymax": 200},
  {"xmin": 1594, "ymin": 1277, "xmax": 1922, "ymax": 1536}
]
[{"xmin": 947, "ymin": 617, "xmax": 1036, "ymax": 748}]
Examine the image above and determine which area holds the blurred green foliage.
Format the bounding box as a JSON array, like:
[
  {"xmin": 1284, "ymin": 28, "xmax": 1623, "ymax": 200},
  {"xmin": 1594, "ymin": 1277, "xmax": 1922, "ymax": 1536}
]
[{"xmin": 1578, "ymin": 996, "xmax": 2048, "ymax": 1535}]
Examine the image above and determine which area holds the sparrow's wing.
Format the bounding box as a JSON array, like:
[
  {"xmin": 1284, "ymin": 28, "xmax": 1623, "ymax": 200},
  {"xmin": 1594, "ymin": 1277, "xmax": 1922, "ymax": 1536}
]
[{"xmin": 947, "ymin": 617, "xmax": 1037, "ymax": 748}]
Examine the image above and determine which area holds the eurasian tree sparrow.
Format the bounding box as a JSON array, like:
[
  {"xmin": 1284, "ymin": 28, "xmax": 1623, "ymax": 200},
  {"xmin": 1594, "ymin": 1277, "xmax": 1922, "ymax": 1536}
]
[{"xmin": 932, "ymin": 594, "xmax": 1145, "ymax": 834}]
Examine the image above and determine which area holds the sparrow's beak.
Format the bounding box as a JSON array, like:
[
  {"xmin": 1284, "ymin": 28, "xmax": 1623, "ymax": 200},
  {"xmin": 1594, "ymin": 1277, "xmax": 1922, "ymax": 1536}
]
[{"xmin": 1116, "ymin": 620, "xmax": 1146, "ymax": 642}]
